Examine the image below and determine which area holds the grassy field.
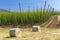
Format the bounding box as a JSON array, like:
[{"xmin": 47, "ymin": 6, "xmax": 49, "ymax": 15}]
[{"xmin": 0, "ymin": 28, "xmax": 60, "ymax": 40}]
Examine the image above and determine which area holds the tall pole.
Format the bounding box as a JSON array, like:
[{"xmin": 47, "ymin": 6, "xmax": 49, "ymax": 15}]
[
  {"xmin": 43, "ymin": 0, "xmax": 47, "ymax": 23},
  {"xmin": 47, "ymin": 4, "xmax": 50, "ymax": 19},
  {"xmin": 19, "ymin": 2, "xmax": 21, "ymax": 14},
  {"xmin": 27, "ymin": 5, "xmax": 30, "ymax": 24},
  {"xmin": 51, "ymin": 8, "xmax": 54, "ymax": 16},
  {"xmin": 43, "ymin": 0, "xmax": 47, "ymax": 11},
  {"xmin": 19, "ymin": 2, "xmax": 23, "ymax": 25},
  {"xmin": 33, "ymin": 6, "xmax": 35, "ymax": 24}
]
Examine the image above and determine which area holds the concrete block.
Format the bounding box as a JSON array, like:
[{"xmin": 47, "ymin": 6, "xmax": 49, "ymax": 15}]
[
  {"xmin": 32, "ymin": 26, "xmax": 40, "ymax": 32},
  {"xmin": 9, "ymin": 28, "xmax": 21, "ymax": 37}
]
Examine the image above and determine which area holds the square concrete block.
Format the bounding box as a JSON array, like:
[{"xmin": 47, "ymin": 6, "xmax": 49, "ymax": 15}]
[
  {"xmin": 32, "ymin": 26, "xmax": 40, "ymax": 32},
  {"xmin": 9, "ymin": 28, "xmax": 21, "ymax": 37}
]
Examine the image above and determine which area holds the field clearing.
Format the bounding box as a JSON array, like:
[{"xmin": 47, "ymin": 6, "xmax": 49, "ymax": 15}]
[{"xmin": 0, "ymin": 28, "xmax": 60, "ymax": 40}]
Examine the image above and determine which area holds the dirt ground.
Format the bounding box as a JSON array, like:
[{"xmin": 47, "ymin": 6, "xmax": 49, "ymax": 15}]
[{"xmin": 0, "ymin": 28, "xmax": 60, "ymax": 40}]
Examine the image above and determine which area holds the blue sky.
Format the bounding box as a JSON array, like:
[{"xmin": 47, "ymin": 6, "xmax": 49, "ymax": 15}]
[{"xmin": 0, "ymin": 0, "xmax": 60, "ymax": 11}]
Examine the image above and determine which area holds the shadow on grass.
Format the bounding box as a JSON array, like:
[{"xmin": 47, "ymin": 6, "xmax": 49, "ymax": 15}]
[
  {"xmin": 5, "ymin": 36, "xmax": 16, "ymax": 38},
  {"xmin": 2, "ymin": 36, "xmax": 17, "ymax": 40}
]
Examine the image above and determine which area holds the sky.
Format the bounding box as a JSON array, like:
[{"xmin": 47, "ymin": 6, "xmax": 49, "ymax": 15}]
[{"xmin": 0, "ymin": 0, "xmax": 60, "ymax": 11}]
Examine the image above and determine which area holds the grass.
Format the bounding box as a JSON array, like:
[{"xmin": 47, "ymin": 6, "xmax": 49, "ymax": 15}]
[{"xmin": 0, "ymin": 28, "xmax": 60, "ymax": 40}]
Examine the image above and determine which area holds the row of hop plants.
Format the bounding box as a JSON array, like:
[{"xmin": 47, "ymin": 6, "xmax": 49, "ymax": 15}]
[{"xmin": 0, "ymin": 9, "xmax": 54, "ymax": 26}]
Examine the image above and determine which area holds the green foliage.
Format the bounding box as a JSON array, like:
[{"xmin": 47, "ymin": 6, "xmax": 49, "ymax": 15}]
[{"xmin": 0, "ymin": 9, "xmax": 53, "ymax": 25}]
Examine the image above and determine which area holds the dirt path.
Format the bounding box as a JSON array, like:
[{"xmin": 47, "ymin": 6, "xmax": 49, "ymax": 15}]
[{"xmin": 41, "ymin": 15, "xmax": 60, "ymax": 28}]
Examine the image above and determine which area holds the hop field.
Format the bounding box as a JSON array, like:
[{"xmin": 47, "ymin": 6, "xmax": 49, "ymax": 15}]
[{"xmin": 0, "ymin": 10, "xmax": 53, "ymax": 26}]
